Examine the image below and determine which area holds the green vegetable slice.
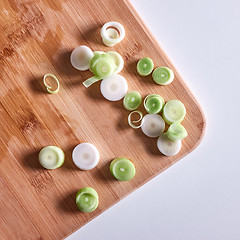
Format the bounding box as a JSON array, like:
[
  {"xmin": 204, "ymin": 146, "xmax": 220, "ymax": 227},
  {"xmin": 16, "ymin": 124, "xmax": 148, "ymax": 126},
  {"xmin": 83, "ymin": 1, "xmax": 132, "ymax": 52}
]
[
  {"xmin": 106, "ymin": 51, "xmax": 124, "ymax": 74},
  {"xmin": 90, "ymin": 53, "xmax": 116, "ymax": 78},
  {"xmin": 110, "ymin": 158, "xmax": 135, "ymax": 181},
  {"xmin": 123, "ymin": 91, "xmax": 142, "ymax": 111},
  {"xmin": 137, "ymin": 57, "xmax": 154, "ymax": 76},
  {"xmin": 90, "ymin": 51, "xmax": 105, "ymax": 68},
  {"xmin": 76, "ymin": 187, "xmax": 99, "ymax": 213},
  {"xmin": 43, "ymin": 73, "xmax": 60, "ymax": 94},
  {"xmin": 84, "ymin": 53, "xmax": 117, "ymax": 88},
  {"xmin": 93, "ymin": 51, "xmax": 105, "ymax": 56},
  {"xmin": 163, "ymin": 100, "xmax": 186, "ymax": 124},
  {"xmin": 128, "ymin": 110, "xmax": 144, "ymax": 129},
  {"xmin": 167, "ymin": 122, "xmax": 188, "ymax": 141},
  {"xmin": 38, "ymin": 146, "xmax": 64, "ymax": 169},
  {"xmin": 144, "ymin": 94, "xmax": 165, "ymax": 114},
  {"xmin": 152, "ymin": 67, "xmax": 174, "ymax": 85},
  {"xmin": 83, "ymin": 76, "xmax": 102, "ymax": 88}
]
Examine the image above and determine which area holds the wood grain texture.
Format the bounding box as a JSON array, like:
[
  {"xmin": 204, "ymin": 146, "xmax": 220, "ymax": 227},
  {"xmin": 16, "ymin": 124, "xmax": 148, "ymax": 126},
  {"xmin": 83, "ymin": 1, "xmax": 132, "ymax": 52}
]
[{"xmin": 0, "ymin": 0, "xmax": 206, "ymax": 239}]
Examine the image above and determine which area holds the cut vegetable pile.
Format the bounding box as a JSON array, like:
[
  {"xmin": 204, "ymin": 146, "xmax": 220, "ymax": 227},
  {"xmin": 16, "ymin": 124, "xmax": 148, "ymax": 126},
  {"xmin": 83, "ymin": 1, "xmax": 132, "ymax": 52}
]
[
  {"xmin": 37, "ymin": 20, "xmax": 190, "ymax": 214},
  {"xmin": 128, "ymin": 95, "xmax": 188, "ymax": 156},
  {"xmin": 125, "ymin": 56, "xmax": 188, "ymax": 156}
]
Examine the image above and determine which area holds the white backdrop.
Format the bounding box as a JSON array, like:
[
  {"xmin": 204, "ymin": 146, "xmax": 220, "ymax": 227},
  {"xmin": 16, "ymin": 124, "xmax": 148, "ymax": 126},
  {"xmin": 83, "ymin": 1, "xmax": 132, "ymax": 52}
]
[{"xmin": 66, "ymin": 0, "xmax": 240, "ymax": 239}]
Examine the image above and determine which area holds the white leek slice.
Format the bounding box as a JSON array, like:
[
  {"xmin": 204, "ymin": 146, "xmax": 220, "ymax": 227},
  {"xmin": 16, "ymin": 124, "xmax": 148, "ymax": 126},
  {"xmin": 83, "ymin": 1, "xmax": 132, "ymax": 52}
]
[
  {"xmin": 72, "ymin": 143, "xmax": 100, "ymax": 170},
  {"xmin": 106, "ymin": 51, "xmax": 124, "ymax": 73},
  {"xmin": 141, "ymin": 114, "xmax": 165, "ymax": 138},
  {"xmin": 70, "ymin": 45, "xmax": 94, "ymax": 71},
  {"xmin": 157, "ymin": 133, "xmax": 182, "ymax": 156},
  {"xmin": 100, "ymin": 74, "xmax": 128, "ymax": 101},
  {"xmin": 43, "ymin": 73, "xmax": 60, "ymax": 94},
  {"xmin": 101, "ymin": 21, "xmax": 125, "ymax": 47}
]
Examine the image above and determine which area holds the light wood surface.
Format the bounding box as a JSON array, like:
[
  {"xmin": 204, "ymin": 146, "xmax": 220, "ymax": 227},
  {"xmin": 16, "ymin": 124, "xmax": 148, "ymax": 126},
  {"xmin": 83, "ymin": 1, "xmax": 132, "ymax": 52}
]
[{"xmin": 0, "ymin": 0, "xmax": 206, "ymax": 239}]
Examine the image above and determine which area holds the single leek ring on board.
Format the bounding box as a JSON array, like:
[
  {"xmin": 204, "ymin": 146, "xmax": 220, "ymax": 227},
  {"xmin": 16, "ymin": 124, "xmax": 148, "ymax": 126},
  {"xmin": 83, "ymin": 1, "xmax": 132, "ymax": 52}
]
[
  {"xmin": 70, "ymin": 45, "xmax": 94, "ymax": 71},
  {"xmin": 72, "ymin": 143, "xmax": 100, "ymax": 170},
  {"xmin": 90, "ymin": 53, "xmax": 116, "ymax": 78},
  {"xmin": 43, "ymin": 73, "xmax": 60, "ymax": 94},
  {"xmin": 143, "ymin": 94, "xmax": 165, "ymax": 114},
  {"xmin": 137, "ymin": 57, "xmax": 154, "ymax": 76},
  {"xmin": 100, "ymin": 74, "xmax": 128, "ymax": 101},
  {"xmin": 128, "ymin": 110, "xmax": 144, "ymax": 129},
  {"xmin": 152, "ymin": 66, "xmax": 174, "ymax": 85},
  {"xmin": 162, "ymin": 99, "xmax": 186, "ymax": 124},
  {"xmin": 141, "ymin": 114, "xmax": 165, "ymax": 138},
  {"xmin": 76, "ymin": 187, "xmax": 99, "ymax": 213},
  {"xmin": 123, "ymin": 91, "xmax": 142, "ymax": 111},
  {"xmin": 38, "ymin": 146, "xmax": 65, "ymax": 169},
  {"xmin": 110, "ymin": 158, "xmax": 136, "ymax": 181},
  {"xmin": 157, "ymin": 133, "xmax": 182, "ymax": 156},
  {"xmin": 101, "ymin": 21, "xmax": 125, "ymax": 47}
]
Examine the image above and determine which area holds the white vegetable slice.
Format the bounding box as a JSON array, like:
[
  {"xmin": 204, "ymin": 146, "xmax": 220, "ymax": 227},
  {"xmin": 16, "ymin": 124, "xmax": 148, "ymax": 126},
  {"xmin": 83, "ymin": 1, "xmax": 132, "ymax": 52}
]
[
  {"xmin": 101, "ymin": 21, "xmax": 125, "ymax": 47},
  {"xmin": 141, "ymin": 114, "xmax": 165, "ymax": 138},
  {"xmin": 70, "ymin": 45, "xmax": 94, "ymax": 71},
  {"xmin": 72, "ymin": 143, "xmax": 100, "ymax": 170},
  {"xmin": 100, "ymin": 74, "xmax": 128, "ymax": 101},
  {"xmin": 106, "ymin": 51, "xmax": 124, "ymax": 73},
  {"xmin": 157, "ymin": 133, "xmax": 182, "ymax": 156}
]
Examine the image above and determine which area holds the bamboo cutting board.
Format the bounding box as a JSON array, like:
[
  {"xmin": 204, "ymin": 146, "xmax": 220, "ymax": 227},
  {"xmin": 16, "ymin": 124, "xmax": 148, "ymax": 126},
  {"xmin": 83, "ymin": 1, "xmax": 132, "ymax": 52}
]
[{"xmin": 0, "ymin": 0, "xmax": 205, "ymax": 239}]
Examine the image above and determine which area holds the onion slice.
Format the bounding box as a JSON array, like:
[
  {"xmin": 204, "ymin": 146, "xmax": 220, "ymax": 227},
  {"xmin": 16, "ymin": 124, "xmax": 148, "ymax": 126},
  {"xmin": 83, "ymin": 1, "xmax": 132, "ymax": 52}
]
[
  {"xmin": 43, "ymin": 73, "xmax": 60, "ymax": 94},
  {"xmin": 72, "ymin": 143, "xmax": 100, "ymax": 170},
  {"xmin": 106, "ymin": 51, "xmax": 124, "ymax": 73},
  {"xmin": 128, "ymin": 111, "xmax": 144, "ymax": 129},
  {"xmin": 101, "ymin": 21, "xmax": 125, "ymax": 47},
  {"xmin": 141, "ymin": 114, "xmax": 165, "ymax": 138},
  {"xmin": 157, "ymin": 133, "xmax": 182, "ymax": 156},
  {"xmin": 70, "ymin": 45, "xmax": 94, "ymax": 71},
  {"xmin": 100, "ymin": 74, "xmax": 128, "ymax": 101}
]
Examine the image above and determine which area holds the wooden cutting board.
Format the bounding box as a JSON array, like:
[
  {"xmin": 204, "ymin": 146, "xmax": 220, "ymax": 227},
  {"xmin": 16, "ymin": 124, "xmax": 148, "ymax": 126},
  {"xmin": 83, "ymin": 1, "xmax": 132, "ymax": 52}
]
[{"xmin": 0, "ymin": 0, "xmax": 206, "ymax": 239}]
